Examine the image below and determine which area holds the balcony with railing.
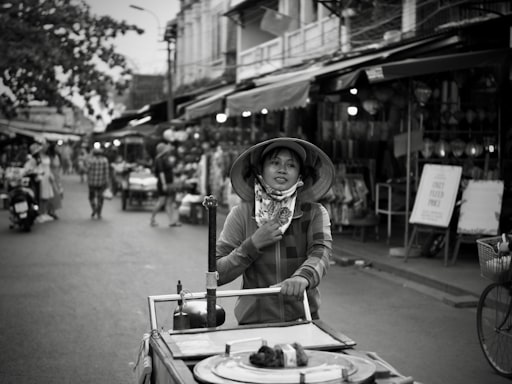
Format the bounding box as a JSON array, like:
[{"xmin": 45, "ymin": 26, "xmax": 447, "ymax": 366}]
[
  {"xmin": 237, "ymin": 16, "xmax": 340, "ymax": 82},
  {"xmin": 235, "ymin": 1, "xmax": 511, "ymax": 83}
]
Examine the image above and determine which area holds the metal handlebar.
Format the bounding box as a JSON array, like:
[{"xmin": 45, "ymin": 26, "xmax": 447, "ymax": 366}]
[{"xmin": 148, "ymin": 287, "xmax": 312, "ymax": 334}]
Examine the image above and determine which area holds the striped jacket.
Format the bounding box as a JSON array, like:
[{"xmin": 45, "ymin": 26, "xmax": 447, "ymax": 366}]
[{"xmin": 216, "ymin": 200, "xmax": 332, "ymax": 324}]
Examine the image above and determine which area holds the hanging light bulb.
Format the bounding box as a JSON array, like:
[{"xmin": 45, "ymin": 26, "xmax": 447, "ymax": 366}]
[
  {"xmin": 347, "ymin": 106, "xmax": 358, "ymax": 116},
  {"xmin": 216, "ymin": 113, "xmax": 227, "ymax": 123}
]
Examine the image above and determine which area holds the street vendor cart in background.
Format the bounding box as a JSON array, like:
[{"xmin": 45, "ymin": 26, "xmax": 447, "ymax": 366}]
[
  {"xmin": 119, "ymin": 165, "xmax": 157, "ymax": 211},
  {"xmin": 134, "ymin": 197, "xmax": 417, "ymax": 384}
]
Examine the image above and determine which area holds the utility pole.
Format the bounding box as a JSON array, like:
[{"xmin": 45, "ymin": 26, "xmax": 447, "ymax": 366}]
[
  {"xmin": 164, "ymin": 21, "xmax": 177, "ymax": 121},
  {"xmin": 129, "ymin": 4, "xmax": 175, "ymax": 121}
]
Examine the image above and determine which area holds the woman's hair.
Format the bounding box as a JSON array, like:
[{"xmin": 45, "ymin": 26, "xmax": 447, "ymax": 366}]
[
  {"xmin": 259, "ymin": 147, "xmax": 303, "ymax": 173},
  {"xmin": 243, "ymin": 146, "xmax": 318, "ymax": 187}
]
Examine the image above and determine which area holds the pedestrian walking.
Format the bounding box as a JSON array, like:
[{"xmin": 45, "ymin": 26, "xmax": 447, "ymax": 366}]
[
  {"xmin": 59, "ymin": 141, "xmax": 73, "ymax": 174},
  {"xmin": 215, "ymin": 137, "xmax": 335, "ymax": 325},
  {"xmin": 86, "ymin": 147, "xmax": 109, "ymax": 219},
  {"xmin": 47, "ymin": 142, "xmax": 63, "ymax": 219},
  {"xmin": 77, "ymin": 147, "xmax": 88, "ymax": 183},
  {"xmin": 24, "ymin": 141, "xmax": 55, "ymax": 223},
  {"xmin": 150, "ymin": 142, "xmax": 181, "ymax": 227}
]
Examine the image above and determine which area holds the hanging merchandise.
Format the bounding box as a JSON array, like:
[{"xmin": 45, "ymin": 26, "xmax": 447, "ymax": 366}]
[
  {"xmin": 421, "ymin": 138, "xmax": 435, "ymax": 159},
  {"xmin": 373, "ymin": 86, "xmax": 394, "ymax": 103},
  {"xmin": 434, "ymin": 140, "xmax": 451, "ymax": 158},
  {"xmin": 414, "ymin": 82, "xmax": 432, "ymax": 106},
  {"xmin": 209, "ymin": 146, "xmax": 227, "ymax": 205},
  {"xmin": 336, "ymin": 174, "xmax": 369, "ymax": 226},
  {"xmin": 362, "ymin": 99, "xmax": 381, "ymax": 116},
  {"xmin": 450, "ymin": 138, "xmax": 466, "ymax": 158}
]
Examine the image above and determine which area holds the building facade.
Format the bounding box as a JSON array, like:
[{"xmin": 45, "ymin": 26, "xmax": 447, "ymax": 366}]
[{"xmin": 171, "ymin": 1, "xmax": 512, "ymax": 234}]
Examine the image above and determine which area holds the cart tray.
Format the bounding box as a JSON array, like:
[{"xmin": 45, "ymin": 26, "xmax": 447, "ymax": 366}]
[
  {"xmin": 194, "ymin": 350, "xmax": 376, "ymax": 384},
  {"xmin": 163, "ymin": 322, "xmax": 355, "ymax": 360}
]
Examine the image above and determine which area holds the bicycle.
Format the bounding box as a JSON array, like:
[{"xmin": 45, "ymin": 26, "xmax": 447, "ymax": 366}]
[{"xmin": 476, "ymin": 235, "xmax": 512, "ymax": 378}]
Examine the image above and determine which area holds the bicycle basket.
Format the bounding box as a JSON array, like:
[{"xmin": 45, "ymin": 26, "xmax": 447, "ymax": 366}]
[{"xmin": 476, "ymin": 236, "xmax": 512, "ymax": 283}]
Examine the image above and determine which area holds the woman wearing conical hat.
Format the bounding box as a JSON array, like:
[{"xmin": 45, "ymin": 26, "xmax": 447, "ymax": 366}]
[{"xmin": 216, "ymin": 137, "xmax": 335, "ymax": 325}]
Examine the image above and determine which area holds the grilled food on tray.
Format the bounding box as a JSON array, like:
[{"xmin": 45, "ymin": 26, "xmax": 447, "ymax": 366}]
[{"xmin": 249, "ymin": 342, "xmax": 309, "ymax": 368}]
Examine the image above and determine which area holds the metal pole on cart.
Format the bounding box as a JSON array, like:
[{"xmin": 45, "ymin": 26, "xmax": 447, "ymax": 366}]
[{"xmin": 203, "ymin": 195, "xmax": 218, "ymax": 327}]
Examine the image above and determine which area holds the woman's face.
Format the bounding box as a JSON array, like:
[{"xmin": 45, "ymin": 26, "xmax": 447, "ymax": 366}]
[{"xmin": 261, "ymin": 148, "xmax": 301, "ymax": 191}]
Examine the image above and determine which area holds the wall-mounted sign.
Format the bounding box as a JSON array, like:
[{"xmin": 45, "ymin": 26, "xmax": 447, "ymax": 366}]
[
  {"xmin": 457, "ymin": 180, "xmax": 504, "ymax": 235},
  {"xmin": 410, "ymin": 164, "xmax": 462, "ymax": 228}
]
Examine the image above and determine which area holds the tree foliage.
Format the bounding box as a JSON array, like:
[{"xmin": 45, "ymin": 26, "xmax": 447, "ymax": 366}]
[{"xmin": 0, "ymin": 0, "xmax": 144, "ymax": 117}]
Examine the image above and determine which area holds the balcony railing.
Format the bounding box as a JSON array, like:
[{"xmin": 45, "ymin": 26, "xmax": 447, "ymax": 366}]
[{"xmin": 237, "ymin": 16, "xmax": 340, "ymax": 81}]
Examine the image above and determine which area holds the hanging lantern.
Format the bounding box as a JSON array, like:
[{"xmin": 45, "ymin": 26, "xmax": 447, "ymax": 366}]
[
  {"xmin": 465, "ymin": 140, "xmax": 483, "ymax": 158},
  {"xmin": 362, "ymin": 99, "xmax": 381, "ymax": 116},
  {"xmin": 465, "ymin": 109, "xmax": 476, "ymax": 124},
  {"xmin": 483, "ymin": 137, "xmax": 496, "ymax": 153},
  {"xmin": 421, "ymin": 138, "xmax": 435, "ymax": 159},
  {"xmin": 163, "ymin": 129, "xmax": 175, "ymax": 142},
  {"xmin": 450, "ymin": 138, "xmax": 466, "ymax": 158},
  {"xmin": 374, "ymin": 86, "xmax": 394, "ymax": 103},
  {"xmin": 477, "ymin": 108, "xmax": 487, "ymax": 122},
  {"xmin": 434, "ymin": 140, "xmax": 451, "ymax": 158},
  {"xmin": 414, "ymin": 82, "xmax": 432, "ymax": 106}
]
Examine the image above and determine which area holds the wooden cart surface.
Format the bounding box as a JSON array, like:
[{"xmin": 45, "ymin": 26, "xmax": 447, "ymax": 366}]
[{"xmin": 143, "ymin": 289, "xmax": 416, "ymax": 384}]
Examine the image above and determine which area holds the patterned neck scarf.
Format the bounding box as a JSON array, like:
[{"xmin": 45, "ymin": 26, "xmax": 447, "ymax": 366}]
[{"xmin": 254, "ymin": 175, "xmax": 303, "ymax": 233}]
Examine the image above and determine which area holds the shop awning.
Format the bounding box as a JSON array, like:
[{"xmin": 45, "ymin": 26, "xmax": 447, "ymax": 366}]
[
  {"xmin": 227, "ymin": 76, "xmax": 312, "ymax": 115},
  {"xmin": 0, "ymin": 125, "xmax": 43, "ymax": 140},
  {"xmin": 0, "ymin": 121, "xmax": 83, "ymax": 141},
  {"xmin": 365, "ymin": 48, "xmax": 511, "ymax": 83},
  {"xmin": 226, "ymin": 34, "xmax": 461, "ymax": 115},
  {"xmin": 184, "ymin": 85, "xmax": 236, "ymax": 120}
]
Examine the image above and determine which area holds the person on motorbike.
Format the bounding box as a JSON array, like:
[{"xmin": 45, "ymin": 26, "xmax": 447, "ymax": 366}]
[{"xmin": 7, "ymin": 174, "xmax": 39, "ymax": 230}]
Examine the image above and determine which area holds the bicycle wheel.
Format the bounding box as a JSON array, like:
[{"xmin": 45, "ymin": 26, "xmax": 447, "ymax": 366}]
[{"xmin": 476, "ymin": 282, "xmax": 512, "ymax": 377}]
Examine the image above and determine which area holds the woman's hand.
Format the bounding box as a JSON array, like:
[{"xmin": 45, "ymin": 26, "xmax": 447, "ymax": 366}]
[
  {"xmin": 251, "ymin": 221, "xmax": 282, "ymax": 249},
  {"xmin": 274, "ymin": 276, "xmax": 309, "ymax": 300}
]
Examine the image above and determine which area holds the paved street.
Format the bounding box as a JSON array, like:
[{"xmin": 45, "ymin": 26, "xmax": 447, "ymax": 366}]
[{"xmin": 0, "ymin": 174, "xmax": 510, "ymax": 384}]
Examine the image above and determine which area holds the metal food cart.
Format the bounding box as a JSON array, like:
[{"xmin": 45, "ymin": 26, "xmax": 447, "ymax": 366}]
[{"xmin": 136, "ymin": 197, "xmax": 417, "ymax": 384}]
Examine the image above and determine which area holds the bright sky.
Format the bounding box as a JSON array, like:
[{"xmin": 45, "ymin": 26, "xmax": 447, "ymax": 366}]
[{"xmin": 85, "ymin": 0, "xmax": 180, "ymax": 74}]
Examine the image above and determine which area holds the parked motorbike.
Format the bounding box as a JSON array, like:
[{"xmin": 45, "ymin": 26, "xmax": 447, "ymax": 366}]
[{"xmin": 8, "ymin": 174, "xmax": 39, "ymax": 232}]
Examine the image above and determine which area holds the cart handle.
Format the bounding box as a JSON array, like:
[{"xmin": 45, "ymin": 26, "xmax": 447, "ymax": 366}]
[{"xmin": 148, "ymin": 287, "xmax": 312, "ymax": 334}]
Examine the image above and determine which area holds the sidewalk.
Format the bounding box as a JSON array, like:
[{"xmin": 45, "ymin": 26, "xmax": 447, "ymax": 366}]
[{"xmin": 330, "ymin": 219, "xmax": 487, "ymax": 306}]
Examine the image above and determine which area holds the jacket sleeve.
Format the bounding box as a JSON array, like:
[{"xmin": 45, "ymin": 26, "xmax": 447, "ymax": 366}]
[
  {"xmin": 291, "ymin": 203, "xmax": 332, "ymax": 289},
  {"xmin": 216, "ymin": 205, "xmax": 260, "ymax": 285}
]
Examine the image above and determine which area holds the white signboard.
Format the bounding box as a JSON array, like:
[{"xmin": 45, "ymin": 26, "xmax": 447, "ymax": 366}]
[
  {"xmin": 457, "ymin": 180, "xmax": 504, "ymax": 235},
  {"xmin": 410, "ymin": 164, "xmax": 462, "ymax": 228}
]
